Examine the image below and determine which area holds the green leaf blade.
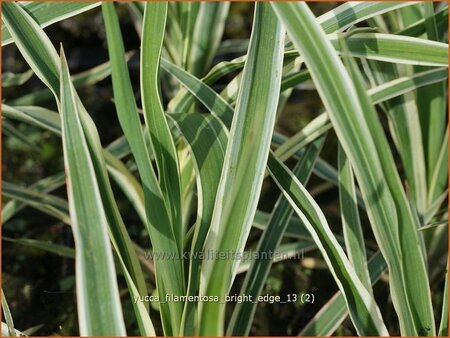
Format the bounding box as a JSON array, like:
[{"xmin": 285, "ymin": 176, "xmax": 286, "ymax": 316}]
[
  {"xmin": 198, "ymin": 3, "xmax": 285, "ymax": 335},
  {"xmin": 2, "ymin": 2, "xmax": 100, "ymax": 46},
  {"xmin": 141, "ymin": 2, "xmax": 183, "ymax": 249},
  {"xmin": 59, "ymin": 48, "xmax": 126, "ymax": 336},
  {"xmin": 169, "ymin": 113, "xmax": 228, "ymax": 335},
  {"xmin": 101, "ymin": 3, "xmax": 185, "ymax": 335},
  {"xmin": 338, "ymin": 145, "xmax": 372, "ymax": 292},
  {"xmin": 2, "ymin": 2, "xmax": 59, "ymax": 92}
]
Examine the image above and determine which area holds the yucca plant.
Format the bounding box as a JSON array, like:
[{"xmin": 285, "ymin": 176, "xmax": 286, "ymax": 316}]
[{"xmin": 2, "ymin": 1, "xmax": 448, "ymax": 336}]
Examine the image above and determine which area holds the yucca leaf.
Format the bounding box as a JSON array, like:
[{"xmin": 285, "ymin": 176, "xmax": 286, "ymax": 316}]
[
  {"xmin": 2, "ymin": 2, "xmax": 100, "ymax": 46},
  {"xmin": 368, "ymin": 60, "xmax": 427, "ymax": 215},
  {"xmin": 272, "ymin": 2, "xmax": 435, "ymax": 334},
  {"xmin": 163, "ymin": 3, "xmax": 184, "ymax": 64},
  {"xmin": 1, "ymin": 290, "xmax": 16, "ymax": 337},
  {"xmin": 397, "ymin": 6, "xmax": 448, "ymax": 37},
  {"xmin": 369, "ymin": 67, "xmax": 447, "ymax": 103},
  {"xmin": 2, "ymin": 173, "xmax": 65, "ymax": 224},
  {"xmin": 293, "ymin": 32, "xmax": 450, "ymax": 67},
  {"xmin": 417, "ymin": 2, "xmax": 448, "ymax": 204},
  {"xmin": 75, "ymin": 100, "xmax": 154, "ymax": 333},
  {"xmin": 317, "ymin": 1, "xmax": 418, "ymax": 33},
  {"xmin": 423, "ymin": 2, "xmax": 439, "ymax": 41},
  {"xmin": 338, "ymin": 145, "xmax": 372, "ymax": 292},
  {"xmin": 59, "ymin": 48, "xmax": 126, "ymax": 336},
  {"xmin": 169, "ymin": 113, "xmax": 228, "ymax": 335},
  {"xmin": 198, "ymin": 4, "xmax": 285, "ymax": 335},
  {"xmin": 228, "ymin": 136, "xmax": 325, "ymax": 335},
  {"xmin": 102, "ymin": 3, "xmax": 184, "ymax": 335},
  {"xmin": 280, "ymin": 68, "xmax": 311, "ymax": 91},
  {"xmin": 328, "ymin": 33, "xmax": 449, "ymax": 66},
  {"xmin": 2, "ymin": 181, "xmax": 70, "ymax": 224},
  {"xmin": 2, "ymin": 2, "xmax": 59, "ymax": 93},
  {"xmin": 162, "ymin": 7, "xmax": 183, "ymax": 67},
  {"xmin": 4, "ymin": 237, "xmax": 75, "ymax": 258},
  {"xmin": 186, "ymin": 2, "xmax": 229, "ymax": 76},
  {"xmin": 2, "ymin": 105, "xmax": 61, "ymax": 135},
  {"xmin": 141, "ymin": 2, "xmax": 183, "ymax": 250},
  {"xmin": 398, "ymin": 3, "xmax": 424, "ymax": 28},
  {"xmin": 176, "ymin": 2, "xmax": 199, "ymax": 68},
  {"xmin": 2, "ymin": 69, "xmax": 34, "ymax": 87}
]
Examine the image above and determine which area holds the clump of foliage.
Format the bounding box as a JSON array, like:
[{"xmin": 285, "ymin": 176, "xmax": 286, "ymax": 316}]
[{"xmin": 2, "ymin": 2, "xmax": 448, "ymax": 336}]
